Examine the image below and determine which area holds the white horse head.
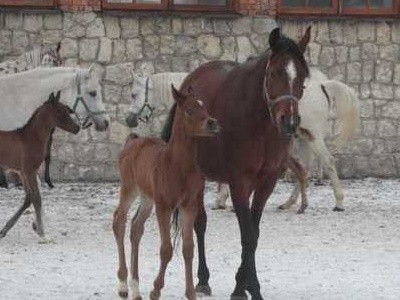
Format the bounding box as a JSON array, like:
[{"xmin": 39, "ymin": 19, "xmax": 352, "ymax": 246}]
[
  {"xmin": 72, "ymin": 65, "xmax": 109, "ymax": 131},
  {"xmin": 126, "ymin": 71, "xmax": 154, "ymax": 128}
]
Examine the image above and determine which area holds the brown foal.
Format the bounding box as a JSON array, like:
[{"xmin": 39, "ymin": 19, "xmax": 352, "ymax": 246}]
[
  {"xmin": 113, "ymin": 85, "xmax": 219, "ymax": 300},
  {"xmin": 0, "ymin": 91, "xmax": 80, "ymax": 239}
]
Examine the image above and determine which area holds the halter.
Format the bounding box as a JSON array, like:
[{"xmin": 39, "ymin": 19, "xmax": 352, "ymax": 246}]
[
  {"xmin": 263, "ymin": 57, "xmax": 300, "ymax": 124},
  {"xmin": 136, "ymin": 77, "xmax": 155, "ymax": 123},
  {"xmin": 71, "ymin": 73, "xmax": 106, "ymax": 129}
]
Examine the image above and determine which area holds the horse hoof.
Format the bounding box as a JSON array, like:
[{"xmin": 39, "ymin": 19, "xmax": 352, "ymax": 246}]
[
  {"xmin": 211, "ymin": 205, "xmax": 226, "ymax": 210},
  {"xmin": 132, "ymin": 297, "xmax": 142, "ymax": 300},
  {"xmin": 118, "ymin": 290, "xmax": 128, "ymax": 298},
  {"xmin": 195, "ymin": 284, "xmax": 212, "ymax": 296},
  {"xmin": 333, "ymin": 206, "xmax": 345, "ymax": 212},
  {"xmin": 277, "ymin": 205, "xmax": 287, "ymax": 210},
  {"xmin": 149, "ymin": 290, "xmax": 160, "ymax": 300},
  {"xmin": 230, "ymin": 295, "xmax": 248, "ymax": 300}
]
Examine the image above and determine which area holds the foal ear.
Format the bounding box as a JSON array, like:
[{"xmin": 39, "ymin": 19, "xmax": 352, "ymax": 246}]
[
  {"xmin": 269, "ymin": 27, "xmax": 281, "ymax": 52},
  {"xmin": 55, "ymin": 91, "xmax": 61, "ymax": 102},
  {"xmin": 171, "ymin": 84, "xmax": 186, "ymax": 106},
  {"xmin": 298, "ymin": 26, "xmax": 311, "ymax": 54},
  {"xmin": 49, "ymin": 92, "xmax": 55, "ymax": 103}
]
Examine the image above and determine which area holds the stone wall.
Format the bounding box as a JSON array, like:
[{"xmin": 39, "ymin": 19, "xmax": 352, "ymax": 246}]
[{"xmin": 0, "ymin": 11, "xmax": 399, "ymax": 180}]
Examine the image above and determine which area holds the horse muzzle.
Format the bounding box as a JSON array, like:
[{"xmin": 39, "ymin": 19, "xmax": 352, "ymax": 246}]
[
  {"xmin": 279, "ymin": 115, "xmax": 300, "ymax": 137},
  {"xmin": 125, "ymin": 113, "xmax": 139, "ymax": 128},
  {"xmin": 205, "ymin": 118, "xmax": 220, "ymax": 134}
]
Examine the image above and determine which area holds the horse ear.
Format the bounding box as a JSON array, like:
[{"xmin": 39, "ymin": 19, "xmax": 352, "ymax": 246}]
[
  {"xmin": 56, "ymin": 42, "xmax": 61, "ymax": 53},
  {"xmin": 269, "ymin": 27, "xmax": 281, "ymax": 52},
  {"xmin": 49, "ymin": 92, "xmax": 55, "ymax": 103},
  {"xmin": 171, "ymin": 84, "xmax": 186, "ymax": 106},
  {"xmin": 298, "ymin": 26, "xmax": 311, "ymax": 54},
  {"xmin": 55, "ymin": 91, "xmax": 61, "ymax": 102}
]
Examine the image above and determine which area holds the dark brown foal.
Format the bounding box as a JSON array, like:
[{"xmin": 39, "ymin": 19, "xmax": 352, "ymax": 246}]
[
  {"xmin": 113, "ymin": 85, "xmax": 219, "ymax": 300},
  {"xmin": 0, "ymin": 91, "xmax": 80, "ymax": 239}
]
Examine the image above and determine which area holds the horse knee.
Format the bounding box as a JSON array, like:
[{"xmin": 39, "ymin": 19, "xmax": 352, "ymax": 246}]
[{"xmin": 160, "ymin": 243, "xmax": 173, "ymax": 262}]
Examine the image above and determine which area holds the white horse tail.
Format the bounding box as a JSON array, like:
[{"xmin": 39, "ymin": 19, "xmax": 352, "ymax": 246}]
[{"xmin": 321, "ymin": 80, "xmax": 360, "ymax": 151}]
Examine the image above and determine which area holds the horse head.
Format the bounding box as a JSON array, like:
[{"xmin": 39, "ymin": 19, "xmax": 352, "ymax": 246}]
[
  {"xmin": 264, "ymin": 26, "xmax": 311, "ymax": 137},
  {"xmin": 171, "ymin": 85, "xmax": 219, "ymax": 137},
  {"xmin": 74, "ymin": 65, "xmax": 110, "ymax": 131},
  {"xmin": 126, "ymin": 72, "xmax": 155, "ymax": 128},
  {"xmin": 49, "ymin": 91, "xmax": 80, "ymax": 134}
]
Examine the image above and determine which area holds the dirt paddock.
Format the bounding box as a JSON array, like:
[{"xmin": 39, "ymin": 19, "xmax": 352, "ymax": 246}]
[{"xmin": 0, "ymin": 179, "xmax": 399, "ymax": 300}]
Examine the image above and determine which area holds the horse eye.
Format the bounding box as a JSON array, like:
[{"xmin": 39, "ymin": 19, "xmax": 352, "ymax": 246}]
[
  {"xmin": 186, "ymin": 108, "xmax": 194, "ymax": 116},
  {"xmin": 88, "ymin": 91, "xmax": 97, "ymax": 97}
]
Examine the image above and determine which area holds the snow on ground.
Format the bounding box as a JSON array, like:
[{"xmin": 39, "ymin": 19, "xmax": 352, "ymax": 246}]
[{"xmin": 0, "ymin": 178, "xmax": 399, "ymax": 300}]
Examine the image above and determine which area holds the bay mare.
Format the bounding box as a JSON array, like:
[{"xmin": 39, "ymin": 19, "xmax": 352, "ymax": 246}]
[
  {"xmin": 0, "ymin": 92, "xmax": 80, "ymax": 239},
  {"xmin": 113, "ymin": 86, "xmax": 219, "ymax": 300},
  {"xmin": 161, "ymin": 27, "xmax": 311, "ymax": 299},
  {"xmin": 215, "ymin": 68, "xmax": 360, "ymax": 213}
]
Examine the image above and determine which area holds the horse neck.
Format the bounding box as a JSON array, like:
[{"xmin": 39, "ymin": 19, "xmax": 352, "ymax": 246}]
[
  {"xmin": 23, "ymin": 106, "xmax": 55, "ymax": 141},
  {"xmin": 166, "ymin": 109, "xmax": 198, "ymax": 172}
]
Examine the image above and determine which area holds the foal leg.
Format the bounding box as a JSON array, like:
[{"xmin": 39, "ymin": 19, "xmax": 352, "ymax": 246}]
[
  {"xmin": 130, "ymin": 198, "xmax": 153, "ymax": 300},
  {"xmin": 0, "ymin": 167, "xmax": 8, "ymax": 189},
  {"xmin": 22, "ymin": 171, "xmax": 45, "ymax": 238},
  {"xmin": 0, "ymin": 181, "xmax": 32, "ymax": 238},
  {"xmin": 44, "ymin": 130, "xmax": 55, "ymax": 189},
  {"xmin": 213, "ymin": 183, "xmax": 229, "ymax": 210},
  {"xmin": 113, "ymin": 184, "xmax": 136, "ymax": 298},
  {"xmin": 310, "ymin": 139, "xmax": 345, "ymax": 211},
  {"xmin": 150, "ymin": 205, "xmax": 173, "ymax": 300},
  {"xmin": 194, "ymin": 198, "xmax": 212, "ymax": 296},
  {"xmin": 181, "ymin": 205, "xmax": 198, "ymax": 300}
]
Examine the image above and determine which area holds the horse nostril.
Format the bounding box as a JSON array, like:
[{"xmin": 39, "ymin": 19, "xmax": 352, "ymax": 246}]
[{"xmin": 207, "ymin": 119, "xmax": 219, "ymax": 132}]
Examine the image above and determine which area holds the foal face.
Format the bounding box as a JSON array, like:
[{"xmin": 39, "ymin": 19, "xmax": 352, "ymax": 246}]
[
  {"xmin": 172, "ymin": 85, "xmax": 219, "ymax": 137},
  {"xmin": 49, "ymin": 92, "xmax": 80, "ymax": 134},
  {"xmin": 264, "ymin": 27, "xmax": 311, "ymax": 137}
]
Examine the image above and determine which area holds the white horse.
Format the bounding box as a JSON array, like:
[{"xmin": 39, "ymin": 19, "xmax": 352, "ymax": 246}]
[
  {"xmin": 215, "ymin": 68, "xmax": 360, "ymax": 212},
  {"xmin": 125, "ymin": 72, "xmax": 188, "ymax": 127},
  {"xmin": 0, "ymin": 66, "xmax": 109, "ymax": 132},
  {"xmin": 128, "ymin": 69, "xmax": 359, "ymax": 213}
]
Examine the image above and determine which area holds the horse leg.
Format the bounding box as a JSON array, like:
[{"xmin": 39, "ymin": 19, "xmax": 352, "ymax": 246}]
[
  {"xmin": 129, "ymin": 198, "xmax": 153, "ymax": 300},
  {"xmin": 287, "ymin": 156, "xmax": 308, "ymax": 214},
  {"xmin": 213, "ymin": 183, "xmax": 229, "ymax": 210},
  {"xmin": 229, "ymin": 179, "xmax": 259, "ymax": 300},
  {"xmin": 44, "ymin": 129, "xmax": 54, "ymax": 189},
  {"xmin": 150, "ymin": 205, "xmax": 173, "ymax": 300},
  {"xmin": 113, "ymin": 184, "xmax": 136, "ymax": 298},
  {"xmin": 0, "ymin": 177, "xmax": 32, "ymax": 238},
  {"xmin": 23, "ymin": 171, "xmax": 45, "ymax": 237},
  {"xmin": 243, "ymin": 173, "xmax": 282, "ymax": 299},
  {"xmin": 310, "ymin": 139, "xmax": 345, "ymax": 211},
  {"xmin": 0, "ymin": 167, "xmax": 8, "ymax": 189},
  {"xmin": 181, "ymin": 205, "xmax": 198, "ymax": 300},
  {"xmin": 194, "ymin": 198, "xmax": 212, "ymax": 296}
]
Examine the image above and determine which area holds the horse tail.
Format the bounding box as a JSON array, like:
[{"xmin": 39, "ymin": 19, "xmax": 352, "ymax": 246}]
[
  {"xmin": 161, "ymin": 103, "xmax": 177, "ymax": 142},
  {"xmin": 171, "ymin": 208, "xmax": 182, "ymax": 252},
  {"xmin": 321, "ymin": 81, "xmax": 360, "ymax": 151}
]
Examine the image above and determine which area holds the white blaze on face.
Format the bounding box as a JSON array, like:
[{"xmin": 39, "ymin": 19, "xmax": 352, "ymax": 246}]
[
  {"xmin": 197, "ymin": 100, "xmax": 203, "ymax": 106},
  {"xmin": 286, "ymin": 60, "xmax": 297, "ymax": 126},
  {"xmin": 286, "ymin": 60, "xmax": 297, "ymax": 93}
]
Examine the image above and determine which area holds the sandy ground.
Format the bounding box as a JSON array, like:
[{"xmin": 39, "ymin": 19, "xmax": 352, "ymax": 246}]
[{"xmin": 0, "ymin": 178, "xmax": 399, "ymax": 300}]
